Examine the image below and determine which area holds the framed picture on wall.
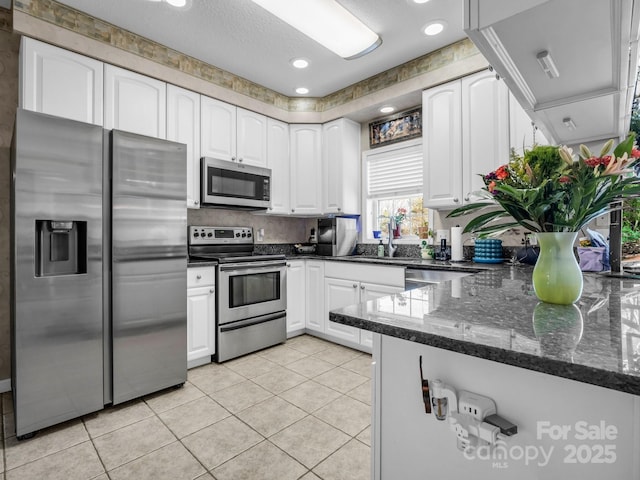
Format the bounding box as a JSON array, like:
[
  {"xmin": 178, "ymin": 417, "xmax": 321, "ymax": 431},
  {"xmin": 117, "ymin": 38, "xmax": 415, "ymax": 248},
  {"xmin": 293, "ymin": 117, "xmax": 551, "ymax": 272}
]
[{"xmin": 369, "ymin": 107, "xmax": 422, "ymax": 148}]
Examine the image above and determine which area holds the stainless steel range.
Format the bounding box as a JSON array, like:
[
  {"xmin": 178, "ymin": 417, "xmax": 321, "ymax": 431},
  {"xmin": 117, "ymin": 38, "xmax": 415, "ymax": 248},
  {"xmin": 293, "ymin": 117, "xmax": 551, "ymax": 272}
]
[{"xmin": 188, "ymin": 226, "xmax": 286, "ymax": 361}]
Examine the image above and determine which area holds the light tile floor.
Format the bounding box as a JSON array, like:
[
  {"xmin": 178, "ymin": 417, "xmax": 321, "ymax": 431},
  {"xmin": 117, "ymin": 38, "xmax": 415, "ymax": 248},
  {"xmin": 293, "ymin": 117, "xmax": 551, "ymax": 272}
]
[{"xmin": 0, "ymin": 335, "xmax": 372, "ymax": 480}]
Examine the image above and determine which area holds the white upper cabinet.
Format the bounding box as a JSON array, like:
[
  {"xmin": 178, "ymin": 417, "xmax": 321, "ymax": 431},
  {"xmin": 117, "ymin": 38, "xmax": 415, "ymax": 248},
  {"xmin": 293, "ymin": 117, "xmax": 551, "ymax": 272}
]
[
  {"xmin": 236, "ymin": 108, "xmax": 267, "ymax": 167},
  {"xmin": 20, "ymin": 37, "xmax": 104, "ymax": 125},
  {"xmin": 266, "ymin": 118, "xmax": 290, "ymax": 215},
  {"xmin": 290, "ymin": 124, "xmax": 322, "ymax": 215},
  {"xmin": 200, "ymin": 96, "xmax": 236, "ymax": 161},
  {"xmin": 201, "ymin": 98, "xmax": 267, "ymax": 167},
  {"xmin": 423, "ymin": 80, "xmax": 463, "ymax": 209},
  {"xmin": 104, "ymin": 65, "xmax": 166, "ymax": 138},
  {"xmin": 461, "ymin": 70, "xmax": 509, "ymax": 203},
  {"xmin": 322, "ymin": 118, "xmax": 361, "ymax": 215},
  {"xmin": 167, "ymin": 85, "xmax": 201, "ymax": 209},
  {"xmin": 424, "ymin": 70, "xmax": 512, "ymax": 209}
]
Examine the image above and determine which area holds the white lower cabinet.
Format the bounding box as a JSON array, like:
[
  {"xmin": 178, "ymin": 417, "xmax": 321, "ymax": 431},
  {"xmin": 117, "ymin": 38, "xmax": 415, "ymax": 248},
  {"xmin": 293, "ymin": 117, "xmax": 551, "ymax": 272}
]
[
  {"xmin": 187, "ymin": 268, "xmax": 215, "ymax": 368},
  {"xmin": 286, "ymin": 260, "xmax": 306, "ymax": 336},
  {"xmin": 323, "ymin": 262, "xmax": 405, "ymax": 350},
  {"xmin": 305, "ymin": 260, "xmax": 325, "ymax": 333}
]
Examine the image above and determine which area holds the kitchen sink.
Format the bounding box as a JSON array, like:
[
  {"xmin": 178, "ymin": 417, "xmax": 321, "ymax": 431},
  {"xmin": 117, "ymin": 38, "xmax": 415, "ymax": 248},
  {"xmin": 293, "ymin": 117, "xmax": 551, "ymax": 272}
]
[{"xmin": 404, "ymin": 268, "xmax": 475, "ymax": 290}]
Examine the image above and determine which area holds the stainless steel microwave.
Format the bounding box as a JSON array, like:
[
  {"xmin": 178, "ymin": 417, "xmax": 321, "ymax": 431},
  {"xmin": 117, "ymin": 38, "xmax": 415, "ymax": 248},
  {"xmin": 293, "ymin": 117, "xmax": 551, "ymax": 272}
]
[{"xmin": 201, "ymin": 157, "xmax": 271, "ymax": 210}]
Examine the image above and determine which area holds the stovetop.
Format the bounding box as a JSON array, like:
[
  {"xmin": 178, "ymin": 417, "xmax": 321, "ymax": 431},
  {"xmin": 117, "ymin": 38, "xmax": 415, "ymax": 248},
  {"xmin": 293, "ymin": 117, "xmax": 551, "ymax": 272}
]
[{"xmin": 188, "ymin": 226, "xmax": 285, "ymax": 264}]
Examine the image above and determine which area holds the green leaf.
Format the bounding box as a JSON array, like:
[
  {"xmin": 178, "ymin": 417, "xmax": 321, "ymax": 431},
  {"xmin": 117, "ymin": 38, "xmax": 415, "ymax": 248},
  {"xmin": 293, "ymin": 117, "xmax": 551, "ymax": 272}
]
[
  {"xmin": 447, "ymin": 202, "xmax": 495, "ymax": 218},
  {"xmin": 614, "ymin": 132, "xmax": 636, "ymax": 157}
]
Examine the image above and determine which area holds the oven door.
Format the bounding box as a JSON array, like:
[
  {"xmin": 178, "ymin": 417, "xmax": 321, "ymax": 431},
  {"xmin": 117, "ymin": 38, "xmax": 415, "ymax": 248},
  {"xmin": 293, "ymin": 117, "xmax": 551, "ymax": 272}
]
[{"xmin": 217, "ymin": 260, "xmax": 286, "ymax": 324}]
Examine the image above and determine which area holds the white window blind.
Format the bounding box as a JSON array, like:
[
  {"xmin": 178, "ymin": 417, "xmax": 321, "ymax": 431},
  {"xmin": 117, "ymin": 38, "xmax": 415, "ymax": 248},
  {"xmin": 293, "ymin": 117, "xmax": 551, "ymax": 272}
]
[{"xmin": 366, "ymin": 143, "xmax": 423, "ymax": 198}]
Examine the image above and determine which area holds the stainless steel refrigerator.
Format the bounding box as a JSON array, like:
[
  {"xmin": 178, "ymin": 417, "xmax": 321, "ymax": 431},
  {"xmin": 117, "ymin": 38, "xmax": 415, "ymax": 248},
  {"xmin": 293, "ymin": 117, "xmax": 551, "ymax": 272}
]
[{"xmin": 10, "ymin": 109, "xmax": 187, "ymax": 438}]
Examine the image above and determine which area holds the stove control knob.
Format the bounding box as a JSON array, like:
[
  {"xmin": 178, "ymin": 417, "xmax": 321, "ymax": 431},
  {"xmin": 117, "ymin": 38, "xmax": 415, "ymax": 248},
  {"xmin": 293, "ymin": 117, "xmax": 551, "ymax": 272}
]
[
  {"xmin": 207, "ymin": 232, "xmax": 213, "ymax": 237},
  {"xmin": 194, "ymin": 232, "xmax": 199, "ymax": 237},
  {"xmin": 241, "ymin": 233, "xmax": 247, "ymax": 237},
  {"xmin": 235, "ymin": 232, "xmax": 240, "ymax": 237},
  {"xmin": 247, "ymin": 232, "xmax": 252, "ymax": 237}
]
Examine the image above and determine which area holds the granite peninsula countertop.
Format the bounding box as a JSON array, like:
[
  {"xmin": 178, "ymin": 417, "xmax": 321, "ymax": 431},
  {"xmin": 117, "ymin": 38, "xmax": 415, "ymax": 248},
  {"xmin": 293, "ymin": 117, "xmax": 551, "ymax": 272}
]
[{"xmin": 329, "ymin": 263, "xmax": 640, "ymax": 396}]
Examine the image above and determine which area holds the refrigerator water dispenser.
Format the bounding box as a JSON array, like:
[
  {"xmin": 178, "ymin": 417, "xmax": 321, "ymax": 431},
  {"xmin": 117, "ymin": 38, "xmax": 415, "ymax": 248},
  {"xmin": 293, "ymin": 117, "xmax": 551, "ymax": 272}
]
[{"xmin": 35, "ymin": 220, "xmax": 87, "ymax": 276}]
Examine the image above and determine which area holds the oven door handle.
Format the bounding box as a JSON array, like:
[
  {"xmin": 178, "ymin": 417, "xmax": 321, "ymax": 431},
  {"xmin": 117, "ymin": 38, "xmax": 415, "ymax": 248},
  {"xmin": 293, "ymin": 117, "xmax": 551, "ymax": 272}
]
[
  {"xmin": 219, "ymin": 312, "xmax": 286, "ymax": 333},
  {"xmin": 219, "ymin": 261, "xmax": 286, "ymax": 272}
]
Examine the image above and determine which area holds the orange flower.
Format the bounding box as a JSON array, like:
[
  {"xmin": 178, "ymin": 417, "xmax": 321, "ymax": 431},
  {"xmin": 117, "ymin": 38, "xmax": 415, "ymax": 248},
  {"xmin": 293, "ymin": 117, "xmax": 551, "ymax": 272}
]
[
  {"xmin": 632, "ymin": 148, "xmax": 640, "ymax": 158},
  {"xmin": 558, "ymin": 176, "xmax": 571, "ymax": 183},
  {"xmin": 495, "ymin": 165, "xmax": 509, "ymax": 180},
  {"xmin": 488, "ymin": 181, "xmax": 497, "ymax": 193}
]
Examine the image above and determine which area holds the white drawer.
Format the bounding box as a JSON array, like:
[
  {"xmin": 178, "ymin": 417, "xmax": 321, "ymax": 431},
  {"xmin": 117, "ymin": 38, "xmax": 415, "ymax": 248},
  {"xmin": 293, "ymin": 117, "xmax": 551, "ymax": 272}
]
[
  {"xmin": 187, "ymin": 267, "xmax": 215, "ymax": 287},
  {"xmin": 324, "ymin": 261, "xmax": 404, "ymax": 287}
]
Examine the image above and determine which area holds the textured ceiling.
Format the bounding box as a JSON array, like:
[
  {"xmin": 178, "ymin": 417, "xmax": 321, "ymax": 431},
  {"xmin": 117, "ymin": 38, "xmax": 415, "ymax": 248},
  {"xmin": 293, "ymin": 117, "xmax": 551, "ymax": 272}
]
[{"xmin": 54, "ymin": 0, "xmax": 466, "ymax": 98}]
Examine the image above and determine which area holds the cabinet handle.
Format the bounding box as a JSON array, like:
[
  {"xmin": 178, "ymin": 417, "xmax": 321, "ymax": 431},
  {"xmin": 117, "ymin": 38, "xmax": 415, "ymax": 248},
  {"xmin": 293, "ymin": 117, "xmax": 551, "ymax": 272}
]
[
  {"xmin": 352, "ymin": 284, "xmax": 358, "ymax": 288},
  {"xmin": 196, "ymin": 274, "xmax": 202, "ymax": 279},
  {"xmin": 238, "ymin": 158, "xmax": 243, "ymax": 163},
  {"xmin": 464, "ymin": 192, "xmax": 471, "ymax": 202},
  {"xmin": 210, "ymin": 288, "xmax": 214, "ymax": 294},
  {"xmin": 291, "ymin": 209, "xmax": 295, "ymax": 213},
  {"xmin": 231, "ymin": 156, "xmax": 236, "ymax": 162},
  {"xmin": 453, "ymin": 197, "xmax": 459, "ymax": 203},
  {"xmin": 194, "ymin": 200, "xmax": 199, "ymax": 205},
  {"xmin": 287, "ymin": 263, "xmax": 291, "ymax": 267},
  {"xmin": 337, "ymin": 207, "xmax": 341, "ymax": 211},
  {"xmin": 360, "ymin": 285, "xmax": 365, "ymax": 290}
]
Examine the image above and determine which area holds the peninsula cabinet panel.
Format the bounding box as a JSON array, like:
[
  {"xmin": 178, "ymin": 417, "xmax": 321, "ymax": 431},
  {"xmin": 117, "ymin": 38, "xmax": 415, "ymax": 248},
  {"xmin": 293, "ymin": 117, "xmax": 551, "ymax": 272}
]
[
  {"xmin": 20, "ymin": 37, "xmax": 104, "ymax": 125},
  {"xmin": 167, "ymin": 85, "xmax": 201, "ymax": 208},
  {"xmin": 104, "ymin": 65, "xmax": 166, "ymax": 138},
  {"xmin": 289, "ymin": 124, "xmax": 322, "ymax": 215}
]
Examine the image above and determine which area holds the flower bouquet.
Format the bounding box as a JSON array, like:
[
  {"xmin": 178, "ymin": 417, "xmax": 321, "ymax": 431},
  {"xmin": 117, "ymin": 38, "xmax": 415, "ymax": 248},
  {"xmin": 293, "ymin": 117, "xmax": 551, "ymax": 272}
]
[{"xmin": 448, "ymin": 134, "xmax": 640, "ymax": 304}]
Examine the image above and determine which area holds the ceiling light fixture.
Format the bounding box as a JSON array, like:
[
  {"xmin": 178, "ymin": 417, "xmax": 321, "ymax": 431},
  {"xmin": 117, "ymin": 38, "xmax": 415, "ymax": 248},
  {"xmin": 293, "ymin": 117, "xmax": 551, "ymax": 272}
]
[
  {"xmin": 536, "ymin": 51, "xmax": 560, "ymax": 79},
  {"xmin": 165, "ymin": 0, "xmax": 186, "ymax": 6},
  {"xmin": 380, "ymin": 106, "xmax": 395, "ymax": 114},
  {"xmin": 295, "ymin": 87, "xmax": 309, "ymax": 95},
  {"xmin": 251, "ymin": 0, "xmax": 382, "ymax": 60},
  {"xmin": 412, "ymin": 0, "xmax": 430, "ymax": 4},
  {"xmin": 423, "ymin": 21, "xmax": 446, "ymax": 36},
  {"xmin": 562, "ymin": 117, "xmax": 576, "ymax": 131},
  {"xmin": 291, "ymin": 58, "xmax": 310, "ymax": 69}
]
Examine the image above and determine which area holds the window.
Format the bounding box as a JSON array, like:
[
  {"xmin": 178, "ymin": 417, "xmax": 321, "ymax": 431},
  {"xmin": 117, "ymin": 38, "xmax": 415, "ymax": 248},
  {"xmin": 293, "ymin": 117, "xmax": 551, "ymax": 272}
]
[{"xmin": 362, "ymin": 140, "xmax": 428, "ymax": 240}]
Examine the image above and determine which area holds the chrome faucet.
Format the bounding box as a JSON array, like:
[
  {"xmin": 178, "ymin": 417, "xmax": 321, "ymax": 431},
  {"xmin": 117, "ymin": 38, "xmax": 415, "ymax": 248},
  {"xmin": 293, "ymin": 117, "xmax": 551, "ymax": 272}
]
[{"xmin": 388, "ymin": 218, "xmax": 397, "ymax": 258}]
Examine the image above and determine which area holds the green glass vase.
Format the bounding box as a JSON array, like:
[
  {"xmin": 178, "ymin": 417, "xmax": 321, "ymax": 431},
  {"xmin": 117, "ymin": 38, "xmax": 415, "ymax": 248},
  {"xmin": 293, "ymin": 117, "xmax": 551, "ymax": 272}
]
[{"xmin": 532, "ymin": 232, "xmax": 583, "ymax": 305}]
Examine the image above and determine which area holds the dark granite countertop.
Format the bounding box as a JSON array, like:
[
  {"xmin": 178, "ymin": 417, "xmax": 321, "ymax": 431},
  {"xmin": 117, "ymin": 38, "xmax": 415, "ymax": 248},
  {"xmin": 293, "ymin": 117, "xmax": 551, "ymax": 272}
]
[{"xmin": 329, "ymin": 264, "xmax": 640, "ymax": 396}]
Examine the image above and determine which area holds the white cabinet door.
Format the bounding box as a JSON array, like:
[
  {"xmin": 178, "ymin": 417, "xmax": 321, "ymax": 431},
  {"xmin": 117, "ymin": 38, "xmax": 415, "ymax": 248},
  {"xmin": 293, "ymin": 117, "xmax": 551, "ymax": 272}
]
[
  {"xmin": 167, "ymin": 85, "xmax": 201, "ymax": 209},
  {"xmin": 322, "ymin": 118, "xmax": 361, "ymax": 215},
  {"xmin": 286, "ymin": 260, "xmax": 306, "ymax": 335},
  {"xmin": 360, "ymin": 282, "xmax": 404, "ymax": 348},
  {"xmin": 237, "ymin": 108, "xmax": 267, "ymax": 167},
  {"xmin": 290, "ymin": 124, "xmax": 322, "ymax": 215},
  {"xmin": 423, "ymin": 80, "xmax": 463, "ymax": 209},
  {"xmin": 187, "ymin": 285, "xmax": 216, "ymax": 366},
  {"xmin": 461, "ymin": 70, "xmax": 509, "ymax": 204},
  {"xmin": 20, "ymin": 37, "xmax": 104, "ymax": 125},
  {"xmin": 266, "ymin": 118, "xmax": 290, "ymax": 215},
  {"xmin": 201, "ymin": 96, "xmax": 236, "ymax": 161},
  {"xmin": 325, "ymin": 277, "xmax": 360, "ymax": 344},
  {"xmin": 305, "ymin": 260, "xmax": 325, "ymax": 333},
  {"xmin": 104, "ymin": 65, "xmax": 166, "ymax": 138},
  {"xmin": 509, "ymin": 92, "xmax": 548, "ymax": 157}
]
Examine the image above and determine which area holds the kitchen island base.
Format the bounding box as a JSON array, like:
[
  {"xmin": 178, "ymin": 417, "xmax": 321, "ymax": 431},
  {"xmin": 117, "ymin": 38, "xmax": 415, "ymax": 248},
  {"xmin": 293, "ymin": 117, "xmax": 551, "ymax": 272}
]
[{"xmin": 372, "ymin": 334, "xmax": 640, "ymax": 480}]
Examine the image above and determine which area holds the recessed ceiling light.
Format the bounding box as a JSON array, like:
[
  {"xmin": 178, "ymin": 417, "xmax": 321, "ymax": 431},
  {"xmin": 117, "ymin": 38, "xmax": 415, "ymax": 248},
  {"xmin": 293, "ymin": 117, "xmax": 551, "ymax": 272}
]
[
  {"xmin": 165, "ymin": 0, "xmax": 187, "ymax": 6},
  {"xmin": 412, "ymin": 0, "xmax": 430, "ymax": 3},
  {"xmin": 423, "ymin": 21, "xmax": 446, "ymax": 36},
  {"xmin": 380, "ymin": 106, "xmax": 395, "ymax": 114},
  {"xmin": 295, "ymin": 87, "xmax": 309, "ymax": 95},
  {"xmin": 291, "ymin": 58, "xmax": 309, "ymax": 69}
]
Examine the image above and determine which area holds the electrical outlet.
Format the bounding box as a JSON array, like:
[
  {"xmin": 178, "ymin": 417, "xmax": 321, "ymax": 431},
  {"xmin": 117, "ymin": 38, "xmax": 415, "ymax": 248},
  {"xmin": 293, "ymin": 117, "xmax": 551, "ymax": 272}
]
[
  {"xmin": 527, "ymin": 233, "xmax": 537, "ymax": 246},
  {"xmin": 458, "ymin": 390, "xmax": 496, "ymax": 421}
]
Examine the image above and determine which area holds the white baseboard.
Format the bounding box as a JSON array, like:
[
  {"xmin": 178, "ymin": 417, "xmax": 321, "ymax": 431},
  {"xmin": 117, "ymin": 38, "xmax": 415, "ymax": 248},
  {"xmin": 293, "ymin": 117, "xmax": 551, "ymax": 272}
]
[{"xmin": 0, "ymin": 377, "xmax": 11, "ymax": 393}]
